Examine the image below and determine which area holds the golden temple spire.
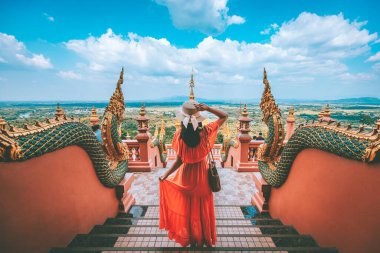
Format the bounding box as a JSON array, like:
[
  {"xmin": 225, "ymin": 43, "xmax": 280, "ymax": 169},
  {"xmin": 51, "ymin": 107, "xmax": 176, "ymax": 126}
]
[
  {"xmin": 222, "ymin": 122, "xmax": 230, "ymax": 137},
  {"xmin": 189, "ymin": 69, "xmax": 195, "ymax": 100},
  {"xmin": 287, "ymin": 106, "xmax": 295, "ymax": 122},
  {"xmin": 0, "ymin": 116, "xmax": 6, "ymax": 131},
  {"xmin": 324, "ymin": 104, "xmax": 331, "ymax": 118},
  {"xmin": 159, "ymin": 117, "xmax": 166, "ymax": 139},
  {"xmin": 139, "ymin": 102, "xmax": 146, "ymax": 116},
  {"xmin": 55, "ymin": 103, "xmax": 65, "ymax": 118},
  {"xmin": 242, "ymin": 104, "xmax": 248, "ymax": 117},
  {"xmin": 90, "ymin": 106, "xmax": 100, "ymax": 126},
  {"xmin": 154, "ymin": 123, "xmax": 159, "ymax": 137},
  {"xmin": 318, "ymin": 106, "xmax": 325, "ymax": 119}
]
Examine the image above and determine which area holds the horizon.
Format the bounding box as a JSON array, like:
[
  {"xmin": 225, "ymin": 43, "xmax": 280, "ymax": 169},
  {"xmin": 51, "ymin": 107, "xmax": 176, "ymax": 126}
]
[
  {"xmin": 1, "ymin": 96, "xmax": 380, "ymax": 104},
  {"xmin": 1, "ymin": 0, "xmax": 380, "ymax": 101}
]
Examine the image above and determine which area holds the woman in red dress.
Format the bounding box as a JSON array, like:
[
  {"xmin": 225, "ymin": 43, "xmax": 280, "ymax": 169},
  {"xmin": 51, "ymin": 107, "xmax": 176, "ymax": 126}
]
[{"xmin": 159, "ymin": 101, "xmax": 228, "ymax": 247}]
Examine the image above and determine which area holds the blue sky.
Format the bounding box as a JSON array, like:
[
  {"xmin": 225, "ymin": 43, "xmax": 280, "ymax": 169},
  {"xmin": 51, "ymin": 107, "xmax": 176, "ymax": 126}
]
[{"xmin": 0, "ymin": 0, "xmax": 379, "ymax": 101}]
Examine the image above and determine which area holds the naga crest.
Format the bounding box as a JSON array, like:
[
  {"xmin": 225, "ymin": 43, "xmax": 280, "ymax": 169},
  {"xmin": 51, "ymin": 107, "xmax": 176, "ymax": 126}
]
[
  {"xmin": 257, "ymin": 69, "xmax": 285, "ymax": 163},
  {"xmin": 260, "ymin": 68, "xmax": 282, "ymax": 124},
  {"xmin": 101, "ymin": 68, "xmax": 129, "ymax": 165},
  {"xmin": 105, "ymin": 68, "xmax": 126, "ymax": 124}
]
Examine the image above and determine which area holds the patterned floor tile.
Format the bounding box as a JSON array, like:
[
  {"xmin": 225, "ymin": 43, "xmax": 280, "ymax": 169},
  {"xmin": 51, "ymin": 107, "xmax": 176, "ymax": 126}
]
[{"xmin": 129, "ymin": 161, "xmax": 257, "ymax": 205}]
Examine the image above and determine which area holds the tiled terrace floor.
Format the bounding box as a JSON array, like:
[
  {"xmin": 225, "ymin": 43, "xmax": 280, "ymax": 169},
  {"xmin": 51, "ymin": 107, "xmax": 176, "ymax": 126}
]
[{"xmin": 129, "ymin": 161, "xmax": 257, "ymax": 205}]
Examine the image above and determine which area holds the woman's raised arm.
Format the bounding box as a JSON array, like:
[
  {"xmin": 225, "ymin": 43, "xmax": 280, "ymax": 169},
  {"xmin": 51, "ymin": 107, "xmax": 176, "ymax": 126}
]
[{"xmin": 195, "ymin": 103, "xmax": 228, "ymax": 127}]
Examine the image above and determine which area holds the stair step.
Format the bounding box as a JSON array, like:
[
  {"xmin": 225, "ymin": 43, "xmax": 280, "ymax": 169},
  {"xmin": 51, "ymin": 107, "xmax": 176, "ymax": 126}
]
[
  {"xmin": 67, "ymin": 234, "xmax": 318, "ymax": 248},
  {"xmin": 127, "ymin": 205, "xmax": 270, "ymax": 219},
  {"xmin": 108, "ymin": 217, "xmax": 283, "ymax": 225},
  {"xmin": 50, "ymin": 246, "xmax": 339, "ymax": 252},
  {"xmin": 90, "ymin": 224, "xmax": 298, "ymax": 235}
]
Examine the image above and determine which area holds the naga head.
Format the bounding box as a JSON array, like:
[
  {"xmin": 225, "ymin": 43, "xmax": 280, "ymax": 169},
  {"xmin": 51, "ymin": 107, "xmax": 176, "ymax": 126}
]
[
  {"xmin": 105, "ymin": 68, "xmax": 126, "ymax": 124},
  {"xmin": 260, "ymin": 68, "xmax": 281, "ymax": 124}
]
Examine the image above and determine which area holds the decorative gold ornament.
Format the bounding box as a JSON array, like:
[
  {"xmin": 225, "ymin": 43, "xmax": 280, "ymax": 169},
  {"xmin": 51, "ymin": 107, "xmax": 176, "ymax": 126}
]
[
  {"xmin": 101, "ymin": 67, "xmax": 128, "ymax": 164},
  {"xmin": 189, "ymin": 69, "xmax": 195, "ymax": 100},
  {"xmin": 257, "ymin": 68, "xmax": 284, "ymax": 164}
]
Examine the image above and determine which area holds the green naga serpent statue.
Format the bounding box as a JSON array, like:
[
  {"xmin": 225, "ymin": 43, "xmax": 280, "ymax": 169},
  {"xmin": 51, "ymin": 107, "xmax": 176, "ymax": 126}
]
[
  {"xmin": 257, "ymin": 69, "xmax": 380, "ymax": 188},
  {"xmin": 0, "ymin": 68, "xmax": 129, "ymax": 188}
]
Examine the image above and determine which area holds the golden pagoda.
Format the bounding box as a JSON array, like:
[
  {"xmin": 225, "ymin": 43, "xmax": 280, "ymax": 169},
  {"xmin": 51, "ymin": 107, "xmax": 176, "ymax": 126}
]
[
  {"xmin": 0, "ymin": 116, "xmax": 6, "ymax": 131},
  {"xmin": 287, "ymin": 106, "xmax": 295, "ymax": 122},
  {"xmin": 90, "ymin": 107, "xmax": 100, "ymax": 126},
  {"xmin": 55, "ymin": 103, "xmax": 65, "ymax": 118},
  {"xmin": 324, "ymin": 104, "xmax": 331, "ymax": 118},
  {"xmin": 189, "ymin": 70, "xmax": 195, "ymax": 100},
  {"xmin": 159, "ymin": 117, "xmax": 166, "ymax": 139},
  {"xmin": 154, "ymin": 123, "xmax": 159, "ymax": 138},
  {"xmin": 139, "ymin": 103, "xmax": 146, "ymax": 117},
  {"xmin": 318, "ymin": 106, "xmax": 325, "ymax": 119}
]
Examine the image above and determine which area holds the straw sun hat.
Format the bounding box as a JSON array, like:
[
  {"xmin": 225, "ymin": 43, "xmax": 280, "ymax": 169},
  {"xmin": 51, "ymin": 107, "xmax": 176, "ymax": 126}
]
[{"xmin": 176, "ymin": 100, "xmax": 207, "ymax": 131}]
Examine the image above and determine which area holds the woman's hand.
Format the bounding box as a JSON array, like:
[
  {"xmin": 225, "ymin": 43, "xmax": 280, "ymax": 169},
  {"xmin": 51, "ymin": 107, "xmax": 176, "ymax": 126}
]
[
  {"xmin": 159, "ymin": 175, "xmax": 167, "ymax": 181},
  {"xmin": 194, "ymin": 103, "xmax": 209, "ymax": 112}
]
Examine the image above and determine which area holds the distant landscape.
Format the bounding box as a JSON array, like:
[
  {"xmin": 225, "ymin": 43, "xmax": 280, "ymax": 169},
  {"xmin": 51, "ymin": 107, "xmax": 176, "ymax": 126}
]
[{"xmin": 1, "ymin": 97, "xmax": 379, "ymax": 144}]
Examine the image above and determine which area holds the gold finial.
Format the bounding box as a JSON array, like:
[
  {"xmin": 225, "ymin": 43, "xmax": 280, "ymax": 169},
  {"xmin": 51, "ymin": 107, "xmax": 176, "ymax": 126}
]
[
  {"xmin": 189, "ymin": 69, "xmax": 195, "ymax": 100},
  {"xmin": 154, "ymin": 123, "xmax": 159, "ymax": 137},
  {"xmin": 324, "ymin": 104, "xmax": 331, "ymax": 118},
  {"xmin": 318, "ymin": 106, "xmax": 325, "ymax": 119},
  {"xmin": 0, "ymin": 116, "xmax": 7, "ymax": 130},
  {"xmin": 159, "ymin": 117, "xmax": 166, "ymax": 139},
  {"xmin": 55, "ymin": 103, "xmax": 65, "ymax": 118},
  {"xmin": 222, "ymin": 122, "xmax": 230, "ymax": 137},
  {"xmin": 90, "ymin": 106, "xmax": 100, "ymax": 126},
  {"xmin": 139, "ymin": 102, "xmax": 146, "ymax": 116},
  {"xmin": 287, "ymin": 106, "xmax": 295, "ymax": 122},
  {"xmin": 242, "ymin": 104, "xmax": 248, "ymax": 117}
]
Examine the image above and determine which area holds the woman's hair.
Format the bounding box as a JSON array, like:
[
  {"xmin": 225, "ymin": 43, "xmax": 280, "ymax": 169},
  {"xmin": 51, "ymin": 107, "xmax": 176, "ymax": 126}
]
[{"xmin": 180, "ymin": 122, "xmax": 203, "ymax": 147}]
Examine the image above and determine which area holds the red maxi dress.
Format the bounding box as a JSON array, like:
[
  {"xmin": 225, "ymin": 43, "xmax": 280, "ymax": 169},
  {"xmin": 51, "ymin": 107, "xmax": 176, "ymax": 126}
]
[{"xmin": 159, "ymin": 120, "xmax": 219, "ymax": 247}]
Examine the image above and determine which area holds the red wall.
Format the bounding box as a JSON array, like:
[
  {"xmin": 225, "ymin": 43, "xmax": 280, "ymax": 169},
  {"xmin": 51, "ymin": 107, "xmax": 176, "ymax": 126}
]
[
  {"xmin": 269, "ymin": 149, "xmax": 380, "ymax": 253},
  {"xmin": 0, "ymin": 146, "xmax": 119, "ymax": 253}
]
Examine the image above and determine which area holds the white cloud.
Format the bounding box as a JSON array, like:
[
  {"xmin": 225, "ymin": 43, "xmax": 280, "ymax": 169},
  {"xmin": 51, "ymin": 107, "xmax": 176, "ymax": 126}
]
[
  {"xmin": 260, "ymin": 23, "xmax": 279, "ymax": 35},
  {"xmin": 0, "ymin": 32, "xmax": 53, "ymax": 69},
  {"xmin": 260, "ymin": 28, "xmax": 271, "ymax": 35},
  {"xmin": 64, "ymin": 12, "xmax": 378, "ymax": 98},
  {"xmin": 271, "ymin": 12, "xmax": 378, "ymax": 59},
  {"xmin": 367, "ymin": 52, "xmax": 380, "ymax": 62},
  {"xmin": 339, "ymin": 72, "xmax": 375, "ymax": 81},
  {"xmin": 155, "ymin": 0, "xmax": 245, "ymax": 35},
  {"xmin": 16, "ymin": 53, "xmax": 53, "ymax": 69},
  {"xmin": 44, "ymin": 13, "xmax": 54, "ymax": 22},
  {"xmin": 57, "ymin": 70, "xmax": 83, "ymax": 80},
  {"xmin": 227, "ymin": 15, "xmax": 245, "ymax": 25}
]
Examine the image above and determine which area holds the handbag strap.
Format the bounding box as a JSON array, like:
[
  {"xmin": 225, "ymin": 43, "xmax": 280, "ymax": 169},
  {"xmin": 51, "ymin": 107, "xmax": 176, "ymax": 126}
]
[{"xmin": 204, "ymin": 127, "xmax": 215, "ymax": 164}]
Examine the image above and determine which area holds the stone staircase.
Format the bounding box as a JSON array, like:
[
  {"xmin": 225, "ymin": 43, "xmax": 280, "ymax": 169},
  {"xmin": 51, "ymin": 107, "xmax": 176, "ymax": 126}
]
[{"xmin": 50, "ymin": 205, "xmax": 338, "ymax": 252}]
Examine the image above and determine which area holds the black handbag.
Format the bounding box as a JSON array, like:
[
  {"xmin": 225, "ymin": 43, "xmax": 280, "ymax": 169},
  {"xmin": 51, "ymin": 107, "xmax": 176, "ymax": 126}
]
[{"xmin": 205, "ymin": 129, "xmax": 221, "ymax": 192}]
